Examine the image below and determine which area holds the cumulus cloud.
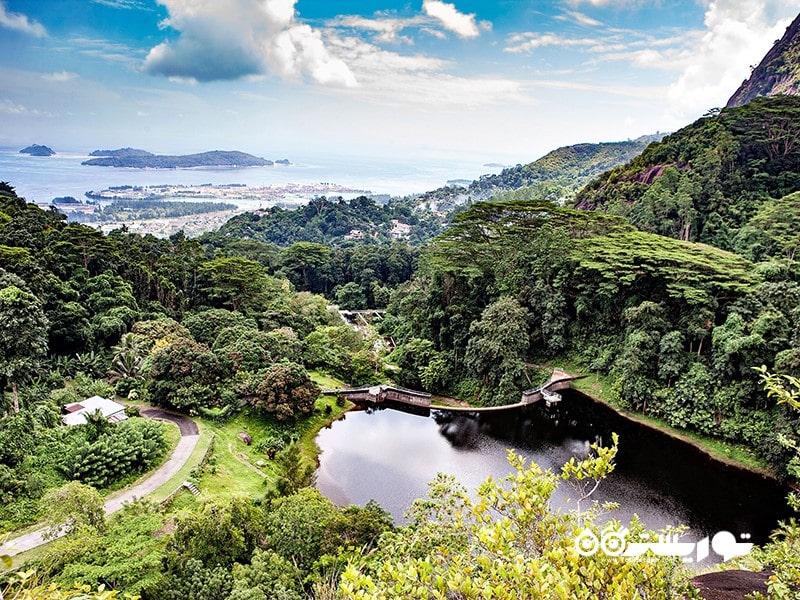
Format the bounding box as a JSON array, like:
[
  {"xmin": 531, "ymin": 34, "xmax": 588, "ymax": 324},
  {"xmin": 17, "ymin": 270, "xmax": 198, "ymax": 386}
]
[
  {"xmin": 667, "ymin": 0, "xmax": 796, "ymax": 118},
  {"xmin": 422, "ymin": 0, "xmax": 479, "ymax": 39},
  {"xmin": 143, "ymin": 0, "xmax": 356, "ymax": 86},
  {"xmin": 0, "ymin": 2, "xmax": 46, "ymax": 37}
]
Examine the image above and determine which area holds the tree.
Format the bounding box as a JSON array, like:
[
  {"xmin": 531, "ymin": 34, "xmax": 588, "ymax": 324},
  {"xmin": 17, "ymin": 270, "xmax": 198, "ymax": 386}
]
[
  {"xmin": 263, "ymin": 487, "xmax": 342, "ymax": 575},
  {"xmin": 340, "ymin": 438, "xmax": 695, "ymax": 599},
  {"xmin": 279, "ymin": 242, "xmax": 333, "ymax": 294},
  {"xmin": 228, "ymin": 549, "xmax": 303, "ymax": 600},
  {"xmin": 740, "ymin": 192, "xmax": 800, "ymax": 262},
  {"xmin": 198, "ymin": 257, "xmax": 277, "ymax": 313},
  {"xmin": 335, "ymin": 281, "xmax": 367, "ymax": 310},
  {"xmin": 41, "ymin": 481, "xmax": 105, "ymax": 540},
  {"xmin": 183, "ymin": 308, "xmax": 258, "ymax": 346},
  {"xmin": 36, "ymin": 500, "xmax": 166, "ymax": 595},
  {"xmin": 269, "ymin": 442, "xmax": 316, "ymax": 498},
  {"xmin": 146, "ymin": 337, "xmax": 222, "ymax": 411},
  {"xmin": 109, "ymin": 333, "xmax": 145, "ymax": 383},
  {"xmin": 747, "ymin": 368, "xmax": 800, "ymax": 598},
  {"xmin": 164, "ymin": 496, "xmax": 265, "ymax": 568},
  {"xmin": 0, "ymin": 284, "xmax": 48, "ymax": 413},
  {"xmin": 238, "ymin": 363, "xmax": 319, "ymax": 420},
  {"xmin": 464, "ymin": 296, "xmax": 530, "ymax": 404}
]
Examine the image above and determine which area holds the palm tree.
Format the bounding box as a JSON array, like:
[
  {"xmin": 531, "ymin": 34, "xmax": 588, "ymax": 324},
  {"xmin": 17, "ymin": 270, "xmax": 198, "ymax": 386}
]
[{"xmin": 109, "ymin": 333, "xmax": 144, "ymax": 382}]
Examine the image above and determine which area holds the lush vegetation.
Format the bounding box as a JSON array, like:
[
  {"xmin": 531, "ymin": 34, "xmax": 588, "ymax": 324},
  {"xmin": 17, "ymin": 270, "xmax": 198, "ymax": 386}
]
[
  {"xmin": 74, "ymin": 199, "xmax": 237, "ymax": 223},
  {"xmin": 575, "ymin": 96, "xmax": 800, "ymax": 255},
  {"xmin": 215, "ymin": 195, "xmax": 442, "ymax": 247},
  {"xmin": 200, "ymin": 225, "xmax": 419, "ymax": 308},
  {"xmin": 381, "ymin": 199, "xmax": 800, "ymax": 478},
  {"xmin": 0, "ymin": 182, "xmax": 388, "ymax": 532},
  {"xmin": 414, "ymin": 135, "xmax": 662, "ymax": 212},
  {"xmin": 3, "ymin": 93, "xmax": 800, "ymax": 598}
]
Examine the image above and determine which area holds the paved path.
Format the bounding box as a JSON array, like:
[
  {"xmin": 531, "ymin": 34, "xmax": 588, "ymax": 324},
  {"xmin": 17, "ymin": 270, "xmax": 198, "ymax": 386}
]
[{"xmin": 1, "ymin": 409, "xmax": 200, "ymax": 557}]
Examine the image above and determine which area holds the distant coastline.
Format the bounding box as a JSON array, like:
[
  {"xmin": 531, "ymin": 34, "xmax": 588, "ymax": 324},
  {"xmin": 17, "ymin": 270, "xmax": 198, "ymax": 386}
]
[{"xmin": 82, "ymin": 147, "xmax": 286, "ymax": 169}]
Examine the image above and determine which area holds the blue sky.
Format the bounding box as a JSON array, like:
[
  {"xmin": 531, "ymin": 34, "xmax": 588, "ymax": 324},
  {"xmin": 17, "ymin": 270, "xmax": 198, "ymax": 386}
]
[{"xmin": 0, "ymin": 0, "xmax": 797, "ymax": 164}]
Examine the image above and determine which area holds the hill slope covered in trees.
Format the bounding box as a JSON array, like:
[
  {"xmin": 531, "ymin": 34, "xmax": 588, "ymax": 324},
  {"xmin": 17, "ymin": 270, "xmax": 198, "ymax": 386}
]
[
  {"xmin": 573, "ymin": 96, "xmax": 800, "ymax": 258},
  {"xmin": 415, "ymin": 134, "xmax": 663, "ymax": 211}
]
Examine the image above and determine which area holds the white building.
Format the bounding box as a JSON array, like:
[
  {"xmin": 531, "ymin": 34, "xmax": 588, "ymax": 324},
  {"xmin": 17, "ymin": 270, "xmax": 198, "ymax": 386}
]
[
  {"xmin": 344, "ymin": 228, "xmax": 366, "ymax": 240},
  {"xmin": 63, "ymin": 396, "xmax": 128, "ymax": 426},
  {"xmin": 390, "ymin": 220, "xmax": 412, "ymax": 239}
]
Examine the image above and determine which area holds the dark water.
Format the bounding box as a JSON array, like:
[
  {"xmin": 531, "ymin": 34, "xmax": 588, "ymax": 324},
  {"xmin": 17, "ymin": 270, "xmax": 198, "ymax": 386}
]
[{"xmin": 316, "ymin": 390, "xmax": 793, "ymax": 550}]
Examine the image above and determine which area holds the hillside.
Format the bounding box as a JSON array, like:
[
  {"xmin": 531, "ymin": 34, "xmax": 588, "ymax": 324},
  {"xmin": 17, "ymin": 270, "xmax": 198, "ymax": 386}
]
[
  {"xmin": 82, "ymin": 148, "xmax": 274, "ymax": 168},
  {"xmin": 727, "ymin": 12, "xmax": 800, "ymax": 107},
  {"xmin": 217, "ymin": 195, "xmax": 442, "ymax": 246},
  {"xmin": 415, "ymin": 134, "xmax": 663, "ymax": 211},
  {"xmin": 573, "ymin": 96, "xmax": 800, "ymax": 255}
]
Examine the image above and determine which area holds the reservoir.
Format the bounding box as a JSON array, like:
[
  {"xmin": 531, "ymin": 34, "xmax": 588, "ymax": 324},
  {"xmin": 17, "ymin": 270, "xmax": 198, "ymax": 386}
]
[{"xmin": 316, "ymin": 389, "xmax": 792, "ymax": 553}]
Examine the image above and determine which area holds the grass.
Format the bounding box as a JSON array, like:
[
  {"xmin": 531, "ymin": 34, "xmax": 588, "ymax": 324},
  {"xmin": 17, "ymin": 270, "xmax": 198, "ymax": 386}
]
[
  {"xmin": 551, "ymin": 357, "xmax": 772, "ymax": 475},
  {"xmin": 193, "ymin": 412, "xmax": 280, "ymax": 499},
  {"xmin": 148, "ymin": 421, "xmax": 214, "ymax": 504},
  {"xmin": 309, "ymin": 370, "xmax": 347, "ymax": 389},
  {"xmin": 4, "ymin": 382, "xmax": 357, "ymax": 572},
  {"xmin": 190, "ymin": 372, "xmax": 353, "ymax": 499},
  {"xmin": 297, "ymin": 394, "xmax": 354, "ymax": 465}
]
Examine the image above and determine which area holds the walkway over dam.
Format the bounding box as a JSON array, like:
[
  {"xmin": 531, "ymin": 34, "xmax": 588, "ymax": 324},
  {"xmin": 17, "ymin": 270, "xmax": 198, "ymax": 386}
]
[{"xmin": 322, "ymin": 369, "xmax": 583, "ymax": 414}]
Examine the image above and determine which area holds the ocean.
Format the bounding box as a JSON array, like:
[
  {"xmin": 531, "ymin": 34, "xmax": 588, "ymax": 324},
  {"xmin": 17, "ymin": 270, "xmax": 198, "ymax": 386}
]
[{"xmin": 0, "ymin": 149, "xmax": 504, "ymax": 206}]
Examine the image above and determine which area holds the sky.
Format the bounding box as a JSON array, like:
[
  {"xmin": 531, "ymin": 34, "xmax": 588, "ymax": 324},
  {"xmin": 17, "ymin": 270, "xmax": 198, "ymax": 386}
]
[{"xmin": 0, "ymin": 0, "xmax": 797, "ymax": 165}]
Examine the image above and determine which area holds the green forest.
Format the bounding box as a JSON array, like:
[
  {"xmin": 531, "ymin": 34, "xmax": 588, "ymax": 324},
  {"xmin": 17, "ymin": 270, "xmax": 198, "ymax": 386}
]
[
  {"xmin": 75, "ymin": 199, "xmax": 238, "ymax": 223},
  {"xmin": 1, "ymin": 96, "xmax": 799, "ymax": 599},
  {"xmin": 216, "ymin": 196, "xmax": 443, "ymax": 247}
]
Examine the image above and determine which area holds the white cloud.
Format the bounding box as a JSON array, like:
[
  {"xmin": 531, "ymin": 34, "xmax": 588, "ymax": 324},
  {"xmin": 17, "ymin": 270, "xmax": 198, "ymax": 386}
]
[
  {"xmin": 42, "ymin": 71, "xmax": 79, "ymax": 82},
  {"xmin": 557, "ymin": 11, "xmax": 603, "ymax": 27},
  {"xmin": 421, "ymin": 27, "xmax": 448, "ymax": 39},
  {"xmin": 0, "ymin": 98, "xmax": 51, "ymax": 116},
  {"xmin": 0, "ymin": 2, "xmax": 46, "ymax": 37},
  {"xmin": 143, "ymin": 0, "xmax": 356, "ymax": 86},
  {"xmin": 422, "ymin": 0, "xmax": 480, "ymax": 39},
  {"xmin": 91, "ymin": 0, "xmax": 151, "ymax": 9},
  {"xmin": 566, "ymin": 0, "xmax": 639, "ymax": 5},
  {"xmin": 326, "ymin": 34, "xmax": 526, "ymax": 108},
  {"xmin": 667, "ymin": 0, "xmax": 797, "ymax": 119},
  {"xmin": 333, "ymin": 15, "xmax": 423, "ymax": 44},
  {"xmin": 68, "ymin": 36, "xmax": 144, "ymax": 66},
  {"xmin": 505, "ymin": 33, "xmax": 599, "ymax": 53}
]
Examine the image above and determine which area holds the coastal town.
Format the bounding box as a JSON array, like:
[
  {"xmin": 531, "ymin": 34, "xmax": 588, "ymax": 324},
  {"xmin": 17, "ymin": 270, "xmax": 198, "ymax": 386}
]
[
  {"xmin": 45, "ymin": 181, "xmax": 376, "ymax": 237},
  {"xmin": 84, "ymin": 181, "xmax": 372, "ymax": 207}
]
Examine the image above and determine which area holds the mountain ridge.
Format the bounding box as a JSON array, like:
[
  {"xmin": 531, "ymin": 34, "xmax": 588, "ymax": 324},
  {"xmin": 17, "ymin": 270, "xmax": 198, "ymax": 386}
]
[
  {"xmin": 414, "ymin": 133, "xmax": 665, "ymax": 211},
  {"xmin": 726, "ymin": 12, "xmax": 800, "ymax": 107}
]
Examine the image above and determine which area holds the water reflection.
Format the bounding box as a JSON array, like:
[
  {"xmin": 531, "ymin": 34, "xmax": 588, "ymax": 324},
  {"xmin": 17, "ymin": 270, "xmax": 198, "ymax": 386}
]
[{"xmin": 315, "ymin": 391, "xmax": 792, "ymax": 549}]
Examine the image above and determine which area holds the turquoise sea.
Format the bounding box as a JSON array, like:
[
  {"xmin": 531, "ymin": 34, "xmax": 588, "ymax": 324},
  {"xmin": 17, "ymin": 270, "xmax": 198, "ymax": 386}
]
[{"xmin": 0, "ymin": 148, "xmax": 504, "ymax": 205}]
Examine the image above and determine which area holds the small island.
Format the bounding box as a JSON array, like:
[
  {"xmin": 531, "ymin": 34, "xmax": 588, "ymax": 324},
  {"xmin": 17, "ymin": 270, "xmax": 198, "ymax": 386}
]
[
  {"xmin": 82, "ymin": 147, "xmax": 277, "ymax": 169},
  {"xmin": 19, "ymin": 144, "xmax": 55, "ymax": 156}
]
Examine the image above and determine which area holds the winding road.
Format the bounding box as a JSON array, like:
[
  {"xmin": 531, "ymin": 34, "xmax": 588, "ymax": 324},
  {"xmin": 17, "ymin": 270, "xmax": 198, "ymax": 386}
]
[{"xmin": 1, "ymin": 408, "xmax": 200, "ymax": 557}]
